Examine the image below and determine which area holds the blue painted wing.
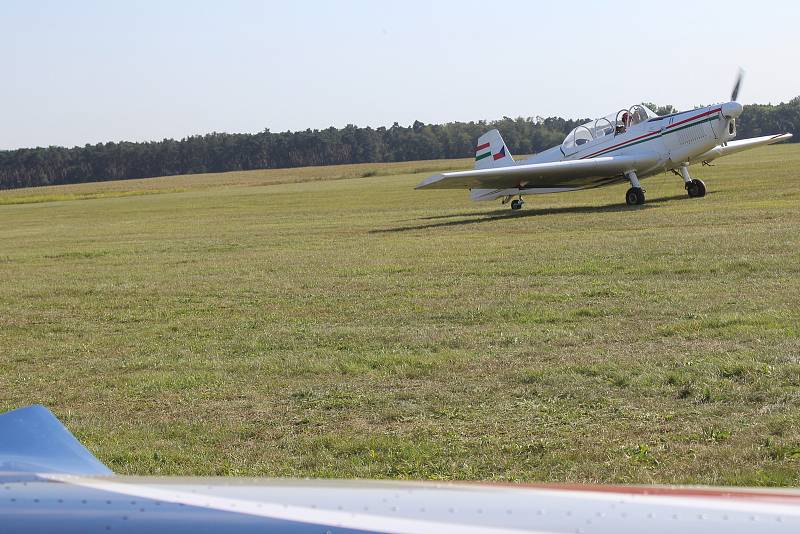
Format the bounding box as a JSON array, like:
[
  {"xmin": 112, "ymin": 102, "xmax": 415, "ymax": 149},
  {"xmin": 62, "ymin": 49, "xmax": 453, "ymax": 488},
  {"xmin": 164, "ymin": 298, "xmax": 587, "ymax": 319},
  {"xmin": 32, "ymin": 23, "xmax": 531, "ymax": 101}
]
[{"xmin": 0, "ymin": 404, "xmax": 112, "ymax": 475}]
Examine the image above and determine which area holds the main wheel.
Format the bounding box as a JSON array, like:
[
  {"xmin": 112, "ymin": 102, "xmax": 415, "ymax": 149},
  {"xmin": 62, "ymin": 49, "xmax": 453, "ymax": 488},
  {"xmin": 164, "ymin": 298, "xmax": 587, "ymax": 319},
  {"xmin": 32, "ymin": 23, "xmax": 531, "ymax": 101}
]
[
  {"xmin": 686, "ymin": 179, "xmax": 706, "ymax": 198},
  {"xmin": 625, "ymin": 187, "xmax": 645, "ymax": 206},
  {"xmin": 510, "ymin": 199, "xmax": 523, "ymax": 210}
]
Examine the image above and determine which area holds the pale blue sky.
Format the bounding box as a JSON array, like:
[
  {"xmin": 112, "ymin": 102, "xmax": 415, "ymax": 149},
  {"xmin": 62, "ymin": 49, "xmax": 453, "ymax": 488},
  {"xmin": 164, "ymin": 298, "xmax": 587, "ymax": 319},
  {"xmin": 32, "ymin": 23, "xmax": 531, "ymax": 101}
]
[{"xmin": 3, "ymin": 0, "xmax": 799, "ymax": 149}]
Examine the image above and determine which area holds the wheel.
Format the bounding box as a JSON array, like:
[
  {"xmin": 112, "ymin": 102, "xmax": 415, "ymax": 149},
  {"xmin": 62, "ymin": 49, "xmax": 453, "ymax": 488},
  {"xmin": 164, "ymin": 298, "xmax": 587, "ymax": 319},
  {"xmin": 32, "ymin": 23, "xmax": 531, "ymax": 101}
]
[
  {"xmin": 510, "ymin": 199, "xmax": 523, "ymax": 210},
  {"xmin": 686, "ymin": 179, "xmax": 706, "ymax": 198},
  {"xmin": 625, "ymin": 187, "xmax": 645, "ymax": 206}
]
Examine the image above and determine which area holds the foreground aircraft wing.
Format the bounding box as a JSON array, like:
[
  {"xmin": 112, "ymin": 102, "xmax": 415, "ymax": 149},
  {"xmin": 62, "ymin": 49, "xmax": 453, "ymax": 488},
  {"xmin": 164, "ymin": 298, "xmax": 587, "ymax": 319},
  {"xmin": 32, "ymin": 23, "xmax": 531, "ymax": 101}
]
[
  {"xmin": 693, "ymin": 132, "xmax": 793, "ymax": 163},
  {"xmin": 0, "ymin": 404, "xmax": 112, "ymax": 475},
  {"xmin": 416, "ymin": 154, "xmax": 658, "ymax": 190},
  {"xmin": 5, "ymin": 405, "xmax": 800, "ymax": 533}
]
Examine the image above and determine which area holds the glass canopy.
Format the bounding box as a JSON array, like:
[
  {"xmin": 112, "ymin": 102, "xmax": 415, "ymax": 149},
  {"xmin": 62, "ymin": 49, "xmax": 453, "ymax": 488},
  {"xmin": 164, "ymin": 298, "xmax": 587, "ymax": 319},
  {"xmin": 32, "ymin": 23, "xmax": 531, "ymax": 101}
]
[{"xmin": 562, "ymin": 104, "xmax": 659, "ymax": 153}]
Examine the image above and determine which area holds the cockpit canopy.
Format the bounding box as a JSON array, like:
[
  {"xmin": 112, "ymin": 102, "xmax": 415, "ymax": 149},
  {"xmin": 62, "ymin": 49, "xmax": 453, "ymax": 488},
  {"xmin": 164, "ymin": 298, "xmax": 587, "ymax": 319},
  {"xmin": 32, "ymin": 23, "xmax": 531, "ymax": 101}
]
[{"xmin": 562, "ymin": 104, "xmax": 658, "ymax": 153}]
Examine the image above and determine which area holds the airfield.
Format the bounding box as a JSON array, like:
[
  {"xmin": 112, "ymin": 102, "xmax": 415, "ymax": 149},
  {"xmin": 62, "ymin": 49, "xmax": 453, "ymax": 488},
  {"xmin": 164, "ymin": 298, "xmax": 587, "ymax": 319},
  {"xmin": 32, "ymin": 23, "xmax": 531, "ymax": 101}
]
[{"xmin": 1, "ymin": 144, "xmax": 798, "ymax": 486}]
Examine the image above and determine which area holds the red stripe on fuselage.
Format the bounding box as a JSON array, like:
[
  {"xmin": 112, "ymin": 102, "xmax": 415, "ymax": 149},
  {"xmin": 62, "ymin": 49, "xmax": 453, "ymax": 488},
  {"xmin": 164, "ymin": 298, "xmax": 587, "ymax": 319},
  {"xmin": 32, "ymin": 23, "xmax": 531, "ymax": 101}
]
[
  {"xmin": 666, "ymin": 107, "xmax": 722, "ymax": 130},
  {"xmin": 475, "ymin": 142, "xmax": 490, "ymax": 152}
]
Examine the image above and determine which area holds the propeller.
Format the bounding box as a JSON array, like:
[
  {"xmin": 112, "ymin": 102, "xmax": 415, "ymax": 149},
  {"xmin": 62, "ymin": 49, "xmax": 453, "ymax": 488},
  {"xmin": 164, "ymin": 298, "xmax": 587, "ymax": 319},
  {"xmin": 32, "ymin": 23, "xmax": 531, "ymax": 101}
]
[
  {"xmin": 730, "ymin": 68, "xmax": 745, "ymax": 102},
  {"xmin": 722, "ymin": 68, "xmax": 745, "ymax": 123}
]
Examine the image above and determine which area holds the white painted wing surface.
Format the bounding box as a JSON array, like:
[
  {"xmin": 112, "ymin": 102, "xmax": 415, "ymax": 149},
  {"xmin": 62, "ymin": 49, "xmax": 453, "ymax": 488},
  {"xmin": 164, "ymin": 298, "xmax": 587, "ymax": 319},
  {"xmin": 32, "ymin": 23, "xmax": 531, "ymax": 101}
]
[
  {"xmin": 37, "ymin": 475, "xmax": 800, "ymax": 534},
  {"xmin": 693, "ymin": 133, "xmax": 793, "ymax": 163},
  {"xmin": 416, "ymin": 155, "xmax": 658, "ymax": 190}
]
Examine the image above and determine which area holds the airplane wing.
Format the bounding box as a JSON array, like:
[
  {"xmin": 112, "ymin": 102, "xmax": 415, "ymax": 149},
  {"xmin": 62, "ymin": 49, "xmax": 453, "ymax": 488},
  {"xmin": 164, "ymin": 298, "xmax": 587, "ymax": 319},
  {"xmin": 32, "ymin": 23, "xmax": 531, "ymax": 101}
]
[
  {"xmin": 692, "ymin": 133, "xmax": 793, "ymax": 163},
  {"xmin": 416, "ymin": 154, "xmax": 659, "ymax": 190},
  {"xmin": 5, "ymin": 404, "xmax": 800, "ymax": 533},
  {"xmin": 0, "ymin": 404, "xmax": 112, "ymax": 475}
]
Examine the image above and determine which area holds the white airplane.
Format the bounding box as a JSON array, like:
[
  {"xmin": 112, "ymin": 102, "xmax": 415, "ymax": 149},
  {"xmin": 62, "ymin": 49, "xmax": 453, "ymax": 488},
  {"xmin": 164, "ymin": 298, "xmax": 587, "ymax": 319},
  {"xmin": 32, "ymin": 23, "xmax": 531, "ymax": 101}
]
[{"xmin": 417, "ymin": 74, "xmax": 792, "ymax": 209}]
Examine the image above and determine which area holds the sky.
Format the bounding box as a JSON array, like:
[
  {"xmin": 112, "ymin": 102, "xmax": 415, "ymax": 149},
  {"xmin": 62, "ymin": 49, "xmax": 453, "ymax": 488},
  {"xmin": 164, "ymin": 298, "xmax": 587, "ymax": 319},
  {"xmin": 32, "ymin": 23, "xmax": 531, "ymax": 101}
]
[{"xmin": 2, "ymin": 0, "xmax": 799, "ymax": 150}]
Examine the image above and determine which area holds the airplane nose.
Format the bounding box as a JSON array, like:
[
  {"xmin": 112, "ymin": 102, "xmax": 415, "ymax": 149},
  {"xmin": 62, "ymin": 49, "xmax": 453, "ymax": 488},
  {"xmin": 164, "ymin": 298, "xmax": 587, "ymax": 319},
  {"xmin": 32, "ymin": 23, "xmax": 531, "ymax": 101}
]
[{"xmin": 721, "ymin": 101, "xmax": 743, "ymax": 118}]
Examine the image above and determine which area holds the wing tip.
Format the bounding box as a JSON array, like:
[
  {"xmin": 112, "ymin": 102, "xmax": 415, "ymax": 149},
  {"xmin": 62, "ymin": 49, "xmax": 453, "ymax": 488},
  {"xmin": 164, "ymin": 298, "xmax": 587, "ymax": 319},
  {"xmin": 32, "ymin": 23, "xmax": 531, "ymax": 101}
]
[
  {"xmin": 415, "ymin": 173, "xmax": 445, "ymax": 189},
  {"xmin": 767, "ymin": 132, "xmax": 793, "ymax": 145},
  {"xmin": 0, "ymin": 404, "xmax": 113, "ymax": 476}
]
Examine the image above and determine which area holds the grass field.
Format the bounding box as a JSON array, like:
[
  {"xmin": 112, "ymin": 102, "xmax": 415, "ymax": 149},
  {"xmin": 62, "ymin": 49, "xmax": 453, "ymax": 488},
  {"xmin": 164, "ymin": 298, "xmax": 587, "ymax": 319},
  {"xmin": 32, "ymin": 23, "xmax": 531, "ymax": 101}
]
[{"xmin": 1, "ymin": 145, "xmax": 799, "ymax": 486}]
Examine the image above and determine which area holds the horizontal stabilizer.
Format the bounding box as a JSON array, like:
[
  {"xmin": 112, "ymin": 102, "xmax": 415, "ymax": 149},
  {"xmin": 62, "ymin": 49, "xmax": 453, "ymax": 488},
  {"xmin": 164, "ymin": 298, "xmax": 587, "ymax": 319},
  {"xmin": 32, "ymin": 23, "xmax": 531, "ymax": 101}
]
[{"xmin": 0, "ymin": 405, "xmax": 112, "ymax": 475}]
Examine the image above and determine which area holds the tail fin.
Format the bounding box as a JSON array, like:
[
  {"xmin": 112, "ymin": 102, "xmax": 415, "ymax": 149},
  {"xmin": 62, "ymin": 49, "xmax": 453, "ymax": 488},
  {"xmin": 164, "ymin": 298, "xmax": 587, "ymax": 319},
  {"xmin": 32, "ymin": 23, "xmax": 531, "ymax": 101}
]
[{"xmin": 474, "ymin": 129, "xmax": 515, "ymax": 170}]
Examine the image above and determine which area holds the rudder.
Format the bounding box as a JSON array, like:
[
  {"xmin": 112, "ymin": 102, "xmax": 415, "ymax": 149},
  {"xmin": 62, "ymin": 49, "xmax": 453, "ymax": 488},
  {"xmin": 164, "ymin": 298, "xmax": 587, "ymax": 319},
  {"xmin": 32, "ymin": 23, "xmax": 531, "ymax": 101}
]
[{"xmin": 474, "ymin": 129, "xmax": 515, "ymax": 170}]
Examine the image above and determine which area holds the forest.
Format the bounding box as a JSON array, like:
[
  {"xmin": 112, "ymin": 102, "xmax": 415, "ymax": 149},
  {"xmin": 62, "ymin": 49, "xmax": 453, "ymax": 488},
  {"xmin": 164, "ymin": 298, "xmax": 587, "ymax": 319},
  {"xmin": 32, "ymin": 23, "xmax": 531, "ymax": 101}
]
[{"xmin": 1, "ymin": 99, "xmax": 797, "ymax": 190}]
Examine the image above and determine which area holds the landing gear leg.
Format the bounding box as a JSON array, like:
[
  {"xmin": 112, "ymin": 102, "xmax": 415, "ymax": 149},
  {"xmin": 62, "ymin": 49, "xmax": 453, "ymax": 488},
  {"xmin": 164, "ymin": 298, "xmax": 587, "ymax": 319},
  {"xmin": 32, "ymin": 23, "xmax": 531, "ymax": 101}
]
[
  {"xmin": 624, "ymin": 171, "xmax": 645, "ymax": 206},
  {"xmin": 680, "ymin": 165, "xmax": 706, "ymax": 198},
  {"xmin": 510, "ymin": 196, "xmax": 525, "ymax": 210}
]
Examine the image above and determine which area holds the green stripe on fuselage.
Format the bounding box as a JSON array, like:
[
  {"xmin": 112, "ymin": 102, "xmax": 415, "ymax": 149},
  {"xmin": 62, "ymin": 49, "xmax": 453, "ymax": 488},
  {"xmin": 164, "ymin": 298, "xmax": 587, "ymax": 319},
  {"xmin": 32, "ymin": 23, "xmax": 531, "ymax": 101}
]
[{"xmin": 475, "ymin": 151, "xmax": 492, "ymax": 161}]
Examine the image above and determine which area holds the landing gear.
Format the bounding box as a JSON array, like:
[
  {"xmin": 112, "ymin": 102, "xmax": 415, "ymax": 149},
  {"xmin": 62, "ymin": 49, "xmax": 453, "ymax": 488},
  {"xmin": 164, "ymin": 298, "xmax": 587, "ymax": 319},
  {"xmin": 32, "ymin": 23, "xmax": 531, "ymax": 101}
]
[
  {"xmin": 625, "ymin": 187, "xmax": 645, "ymax": 205},
  {"xmin": 686, "ymin": 179, "xmax": 706, "ymax": 198},
  {"xmin": 510, "ymin": 198, "xmax": 525, "ymax": 210},
  {"xmin": 624, "ymin": 171, "xmax": 645, "ymax": 206},
  {"xmin": 679, "ymin": 165, "xmax": 706, "ymax": 198}
]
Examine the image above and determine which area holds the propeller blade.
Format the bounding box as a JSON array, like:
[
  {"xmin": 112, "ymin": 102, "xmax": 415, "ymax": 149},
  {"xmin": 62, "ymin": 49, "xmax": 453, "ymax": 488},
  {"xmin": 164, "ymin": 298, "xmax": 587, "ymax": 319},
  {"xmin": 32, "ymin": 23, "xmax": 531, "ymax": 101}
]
[{"xmin": 731, "ymin": 69, "xmax": 744, "ymax": 101}]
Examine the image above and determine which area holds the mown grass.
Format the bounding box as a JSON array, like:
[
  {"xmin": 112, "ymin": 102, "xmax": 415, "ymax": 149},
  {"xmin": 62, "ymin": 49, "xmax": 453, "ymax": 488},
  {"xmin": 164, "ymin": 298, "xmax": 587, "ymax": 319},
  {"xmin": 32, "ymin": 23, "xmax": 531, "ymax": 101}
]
[
  {"xmin": 0, "ymin": 188, "xmax": 188, "ymax": 206},
  {"xmin": 0, "ymin": 158, "xmax": 468, "ymax": 204},
  {"xmin": 1, "ymin": 145, "xmax": 799, "ymax": 485}
]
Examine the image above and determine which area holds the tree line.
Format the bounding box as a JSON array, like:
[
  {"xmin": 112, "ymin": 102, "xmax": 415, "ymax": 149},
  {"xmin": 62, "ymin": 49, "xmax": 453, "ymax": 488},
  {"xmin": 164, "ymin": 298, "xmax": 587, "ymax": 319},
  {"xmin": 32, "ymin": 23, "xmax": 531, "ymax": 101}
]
[{"xmin": 1, "ymin": 98, "xmax": 797, "ymax": 190}]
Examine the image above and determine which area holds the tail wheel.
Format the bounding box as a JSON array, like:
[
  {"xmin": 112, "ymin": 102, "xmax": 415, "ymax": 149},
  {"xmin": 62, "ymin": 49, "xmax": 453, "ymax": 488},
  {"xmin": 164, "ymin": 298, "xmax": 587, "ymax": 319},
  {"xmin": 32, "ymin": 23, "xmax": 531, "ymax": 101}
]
[{"xmin": 686, "ymin": 179, "xmax": 706, "ymax": 198}]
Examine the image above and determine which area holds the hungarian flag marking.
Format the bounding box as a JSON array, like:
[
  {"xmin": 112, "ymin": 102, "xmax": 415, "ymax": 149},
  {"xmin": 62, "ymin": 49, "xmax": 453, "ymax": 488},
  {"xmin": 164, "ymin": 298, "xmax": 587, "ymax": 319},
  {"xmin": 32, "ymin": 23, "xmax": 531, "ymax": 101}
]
[
  {"xmin": 475, "ymin": 142, "xmax": 492, "ymax": 161},
  {"xmin": 475, "ymin": 142, "xmax": 507, "ymax": 162}
]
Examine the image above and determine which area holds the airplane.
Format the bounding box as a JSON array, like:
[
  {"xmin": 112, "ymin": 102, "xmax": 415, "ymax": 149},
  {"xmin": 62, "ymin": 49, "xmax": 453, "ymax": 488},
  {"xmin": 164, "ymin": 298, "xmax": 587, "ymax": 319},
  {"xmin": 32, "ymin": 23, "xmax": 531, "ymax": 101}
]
[
  {"xmin": 416, "ymin": 73, "xmax": 793, "ymax": 209},
  {"xmin": 4, "ymin": 404, "xmax": 800, "ymax": 533}
]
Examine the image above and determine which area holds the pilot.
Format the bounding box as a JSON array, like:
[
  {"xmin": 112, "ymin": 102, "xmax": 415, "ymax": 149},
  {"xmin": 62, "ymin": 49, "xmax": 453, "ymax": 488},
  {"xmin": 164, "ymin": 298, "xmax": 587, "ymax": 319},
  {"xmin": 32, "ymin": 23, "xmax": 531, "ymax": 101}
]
[{"xmin": 615, "ymin": 112, "xmax": 629, "ymax": 135}]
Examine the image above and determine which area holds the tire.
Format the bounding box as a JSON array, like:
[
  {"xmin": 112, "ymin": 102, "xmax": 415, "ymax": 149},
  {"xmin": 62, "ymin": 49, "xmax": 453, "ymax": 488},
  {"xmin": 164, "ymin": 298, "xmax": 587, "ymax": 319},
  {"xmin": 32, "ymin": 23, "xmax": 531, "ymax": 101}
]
[
  {"xmin": 686, "ymin": 179, "xmax": 706, "ymax": 198},
  {"xmin": 626, "ymin": 187, "xmax": 645, "ymax": 206}
]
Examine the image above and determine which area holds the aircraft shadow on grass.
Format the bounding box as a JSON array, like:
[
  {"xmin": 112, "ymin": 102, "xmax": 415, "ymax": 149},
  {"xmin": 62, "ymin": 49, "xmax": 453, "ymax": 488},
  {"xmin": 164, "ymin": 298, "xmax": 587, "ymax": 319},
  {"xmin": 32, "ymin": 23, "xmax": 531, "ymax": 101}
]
[{"xmin": 372, "ymin": 193, "xmax": 705, "ymax": 233}]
